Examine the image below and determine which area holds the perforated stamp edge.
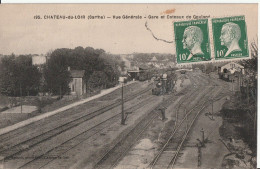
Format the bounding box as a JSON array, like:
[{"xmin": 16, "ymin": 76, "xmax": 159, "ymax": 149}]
[{"xmin": 172, "ymin": 15, "xmax": 252, "ymax": 66}]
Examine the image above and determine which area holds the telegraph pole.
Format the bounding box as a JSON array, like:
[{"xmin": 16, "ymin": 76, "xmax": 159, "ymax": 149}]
[
  {"xmin": 200, "ymin": 128, "xmax": 205, "ymax": 147},
  {"xmin": 247, "ymin": 78, "xmax": 249, "ymax": 105},
  {"xmin": 231, "ymin": 78, "xmax": 234, "ymax": 93},
  {"xmin": 20, "ymin": 82, "xmax": 22, "ymax": 113},
  {"xmin": 121, "ymin": 82, "xmax": 125, "ymax": 125},
  {"xmin": 254, "ymin": 89, "xmax": 257, "ymax": 140},
  {"xmin": 212, "ymin": 99, "xmax": 214, "ymax": 119},
  {"xmin": 197, "ymin": 143, "xmax": 201, "ymax": 167},
  {"xmin": 119, "ymin": 77, "xmax": 126, "ymax": 125}
]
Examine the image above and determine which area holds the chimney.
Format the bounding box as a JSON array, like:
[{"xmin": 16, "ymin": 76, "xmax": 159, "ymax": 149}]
[{"xmin": 68, "ymin": 67, "xmax": 70, "ymax": 71}]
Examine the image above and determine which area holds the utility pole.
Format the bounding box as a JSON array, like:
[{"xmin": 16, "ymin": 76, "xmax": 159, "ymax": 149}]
[
  {"xmin": 20, "ymin": 82, "xmax": 22, "ymax": 113},
  {"xmin": 200, "ymin": 128, "xmax": 205, "ymax": 147},
  {"xmin": 211, "ymin": 99, "xmax": 214, "ymax": 120},
  {"xmin": 238, "ymin": 73, "xmax": 241, "ymax": 92},
  {"xmin": 197, "ymin": 143, "xmax": 201, "ymax": 167},
  {"xmin": 121, "ymin": 81, "xmax": 125, "ymax": 125},
  {"xmin": 231, "ymin": 78, "xmax": 234, "ymax": 93},
  {"xmin": 240, "ymin": 74, "xmax": 244, "ymax": 102},
  {"xmin": 175, "ymin": 105, "xmax": 178, "ymax": 126},
  {"xmin": 185, "ymin": 108, "xmax": 188, "ymax": 131},
  {"xmin": 247, "ymin": 78, "xmax": 249, "ymax": 105},
  {"xmin": 60, "ymin": 85, "xmax": 62, "ymax": 99}
]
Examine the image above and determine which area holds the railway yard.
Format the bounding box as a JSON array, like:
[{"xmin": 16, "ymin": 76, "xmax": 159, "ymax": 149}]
[{"xmin": 0, "ymin": 71, "xmax": 250, "ymax": 169}]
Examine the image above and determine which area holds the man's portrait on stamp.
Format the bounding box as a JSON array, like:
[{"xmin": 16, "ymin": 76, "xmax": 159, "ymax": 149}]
[
  {"xmin": 212, "ymin": 16, "xmax": 249, "ymax": 60},
  {"xmin": 220, "ymin": 22, "xmax": 242, "ymax": 57},
  {"xmin": 182, "ymin": 26, "xmax": 204, "ymax": 60},
  {"xmin": 174, "ymin": 19, "xmax": 211, "ymax": 64}
]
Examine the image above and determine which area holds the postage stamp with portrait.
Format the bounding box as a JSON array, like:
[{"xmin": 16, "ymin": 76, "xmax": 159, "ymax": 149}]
[
  {"xmin": 212, "ymin": 16, "xmax": 249, "ymax": 60},
  {"xmin": 174, "ymin": 19, "xmax": 211, "ymax": 64}
]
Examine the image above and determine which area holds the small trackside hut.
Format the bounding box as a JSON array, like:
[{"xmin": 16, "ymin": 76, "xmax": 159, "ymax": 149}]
[{"xmin": 68, "ymin": 67, "xmax": 86, "ymax": 96}]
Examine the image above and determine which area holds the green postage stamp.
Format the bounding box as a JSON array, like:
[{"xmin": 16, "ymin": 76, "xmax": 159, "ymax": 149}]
[
  {"xmin": 212, "ymin": 16, "xmax": 249, "ymax": 60},
  {"xmin": 174, "ymin": 19, "xmax": 211, "ymax": 64}
]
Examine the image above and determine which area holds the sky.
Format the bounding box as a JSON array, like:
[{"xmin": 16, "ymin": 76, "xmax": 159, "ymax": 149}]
[{"xmin": 0, "ymin": 4, "xmax": 258, "ymax": 55}]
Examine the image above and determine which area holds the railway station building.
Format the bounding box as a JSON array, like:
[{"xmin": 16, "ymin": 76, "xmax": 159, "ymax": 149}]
[{"xmin": 218, "ymin": 62, "xmax": 245, "ymax": 75}]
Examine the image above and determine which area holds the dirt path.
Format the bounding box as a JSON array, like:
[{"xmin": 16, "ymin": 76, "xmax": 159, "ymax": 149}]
[{"xmin": 0, "ymin": 82, "xmax": 137, "ymax": 132}]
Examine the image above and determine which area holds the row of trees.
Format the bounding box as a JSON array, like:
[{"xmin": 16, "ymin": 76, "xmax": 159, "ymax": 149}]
[
  {"xmin": 0, "ymin": 47, "xmax": 125, "ymax": 96},
  {"xmin": 0, "ymin": 54, "xmax": 41, "ymax": 96}
]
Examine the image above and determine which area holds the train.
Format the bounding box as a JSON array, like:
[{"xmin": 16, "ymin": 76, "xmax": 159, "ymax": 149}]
[
  {"xmin": 152, "ymin": 72, "xmax": 176, "ymax": 96},
  {"xmin": 127, "ymin": 67, "xmax": 178, "ymax": 96}
]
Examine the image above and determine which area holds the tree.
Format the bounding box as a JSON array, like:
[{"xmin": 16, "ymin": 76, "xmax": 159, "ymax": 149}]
[
  {"xmin": 43, "ymin": 46, "xmax": 123, "ymax": 95},
  {"xmin": 16, "ymin": 55, "xmax": 41, "ymax": 96},
  {"xmin": 0, "ymin": 54, "xmax": 41, "ymax": 96},
  {"xmin": 87, "ymin": 71, "xmax": 108, "ymax": 90},
  {"xmin": 99, "ymin": 53, "xmax": 125, "ymax": 87},
  {"xmin": 0, "ymin": 55, "xmax": 16, "ymax": 96},
  {"xmin": 43, "ymin": 50, "xmax": 72, "ymax": 95},
  {"xmin": 240, "ymin": 41, "xmax": 257, "ymax": 76},
  {"xmin": 239, "ymin": 41, "xmax": 257, "ymax": 97}
]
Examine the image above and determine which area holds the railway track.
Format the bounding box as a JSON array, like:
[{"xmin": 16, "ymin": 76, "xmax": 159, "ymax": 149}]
[
  {"xmin": 93, "ymin": 74, "xmax": 204, "ymax": 169},
  {"xmin": 16, "ymin": 95, "xmax": 157, "ymax": 169},
  {"xmin": 91, "ymin": 74, "xmax": 225, "ymax": 169},
  {"xmin": 2, "ymin": 73, "xmax": 226, "ymax": 169},
  {"xmin": 92, "ymin": 73, "xmax": 222, "ymax": 169},
  {"xmin": 0, "ymin": 82, "xmax": 151, "ymax": 144},
  {"xmin": 0, "ymin": 85, "xmax": 153, "ymax": 165},
  {"xmin": 149, "ymin": 76, "xmax": 222, "ymax": 169}
]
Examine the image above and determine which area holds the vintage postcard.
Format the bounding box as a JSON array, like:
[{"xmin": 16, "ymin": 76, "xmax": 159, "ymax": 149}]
[{"xmin": 0, "ymin": 3, "xmax": 258, "ymax": 169}]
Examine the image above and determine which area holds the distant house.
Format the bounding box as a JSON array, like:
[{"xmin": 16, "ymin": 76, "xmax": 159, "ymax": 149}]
[
  {"xmin": 149, "ymin": 56, "xmax": 159, "ymax": 67},
  {"xmin": 68, "ymin": 68, "xmax": 86, "ymax": 95},
  {"xmin": 150, "ymin": 56, "xmax": 158, "ymax": 62}
]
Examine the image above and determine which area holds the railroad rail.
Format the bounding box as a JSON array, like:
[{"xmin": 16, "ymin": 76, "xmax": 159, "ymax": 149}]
[
  {"xmin": 0, "ymin": 84, "xmax": 153, "ymax": 142},
  {"xmin": 93, "ymin": 74, "xmax": 202, "ymax": 169},
  {"xmin": 2, "ymin": 73, "xmax": 227, "ymax": 169},
  {"xmin": 0, "ymin": 85, "xmax": 153, "ymax": 167},
  {"xmin": 149, "ymin": 76, "xmax": 223, "ymax": 169},
  {"xmin": 16, "ymin": 95, "xmax": 156, "ymax": 169}
]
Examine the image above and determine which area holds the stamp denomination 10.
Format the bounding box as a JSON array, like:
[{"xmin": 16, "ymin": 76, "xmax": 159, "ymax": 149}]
[{"xmin": 174, "ymin": 19, "xmax": 211, "ymax": 64}]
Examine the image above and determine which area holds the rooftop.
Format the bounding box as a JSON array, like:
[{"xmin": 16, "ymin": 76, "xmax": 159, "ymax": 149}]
[{"xmin": 150, "ymin": 56, "xmax": 158, "ymax": 62}]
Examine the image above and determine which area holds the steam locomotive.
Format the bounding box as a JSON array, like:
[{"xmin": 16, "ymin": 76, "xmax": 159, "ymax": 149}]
[{"xmin": 152, "ymin": 73, "xmax": 176, "ymax": 96}]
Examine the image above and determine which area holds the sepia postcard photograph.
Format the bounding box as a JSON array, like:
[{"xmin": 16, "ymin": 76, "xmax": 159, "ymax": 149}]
[{"xmin": 0, "ymin": 3, "xmax": 258, "ymax": 169}]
